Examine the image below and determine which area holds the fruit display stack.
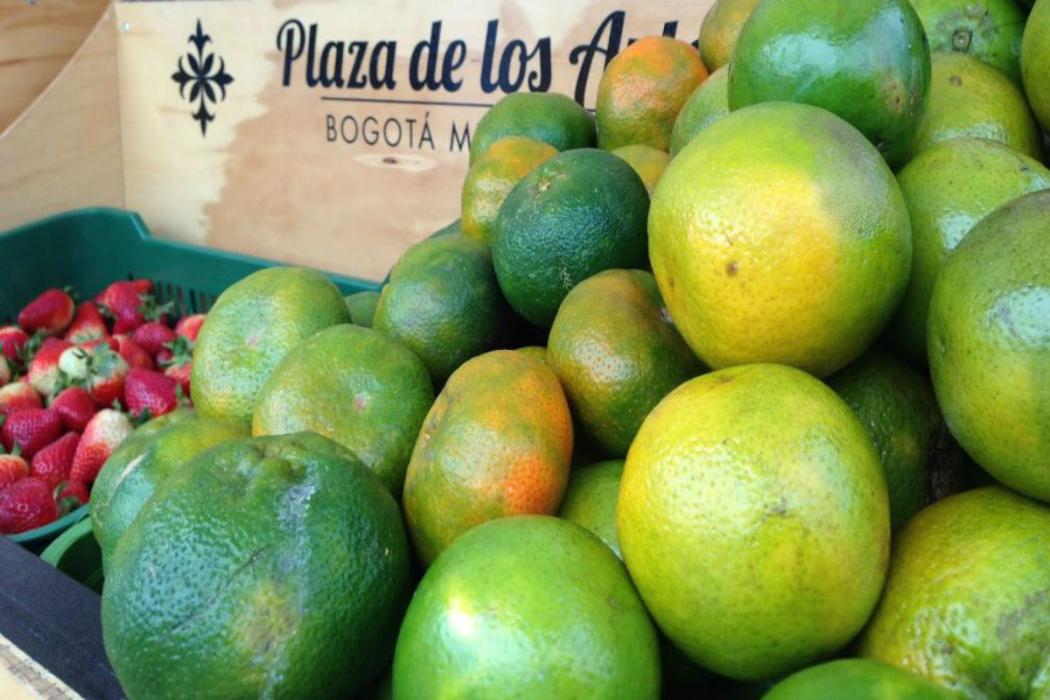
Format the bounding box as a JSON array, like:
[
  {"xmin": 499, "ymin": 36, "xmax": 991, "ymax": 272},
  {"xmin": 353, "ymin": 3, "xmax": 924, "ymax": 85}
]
[{"xmin": 6, "ymin": 0, "xmax": 1050, "ymax": 697}]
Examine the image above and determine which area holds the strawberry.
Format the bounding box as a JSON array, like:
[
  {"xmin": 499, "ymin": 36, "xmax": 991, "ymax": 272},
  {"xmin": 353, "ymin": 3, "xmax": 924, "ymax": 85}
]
[
  {"xmin": 30, "ymin": 432, "xmax": 80, "ymax": 488},
  {"xmin": 175, "ymin": 314, "xmax": 206, "ymax": 342},
  {"xmin": 0, "ymin": 382, "xmax": 43, "ymax": 417},
  {"xmin": 55, "ymin": 480, "xmax": 90, "ymax": 513},
  {"xmin": 27, "ymin": 337, "xmax": 72, "ymax": 397},
  {"xmin": 0, "ymin": 408, "xmax": 63, "ymax": 459},
  {"xmin": 64, "ymin": 302, "xmax": 108, "ymax": 345},
  {"xmin": 17, "ymin": 288, "xmax": 75, "ymax": 336},
  {"xmin": 86, "ymin": 345, "xmax": 129, "ymax": 407},
  {"xmin": 124, "ymin": 369, "xmax": 179, "ymax": 419},
  {"xmin": 156, "ymin": 348, "xmax": 173, "ymax": 366},
  {"xmin": 96, "ymin": 279, "xmax": 152, "ymax": 305},
  {"xmin": 0, "ymin": 477, "xmax": 59, "ymax": 533},
  {"xmin": 70, "ymin": 409, "xmax": 132, "ymax": 483},
  {"xmin": 0, "ymin": 356, "xmax": 9, "ymax": 387},
  {"xmin": 50, "ymin": 386, "xmax": 97, "ymax": 432},
  {"xmin": 0, "ymin": 326, "xmax": 29, "ymax": 363},
  {"xmin": 165, "ymin": 361, "xmax": 192, "ymax": 398},
  {"xmin": 114, "ymin": 334, "xmax": 154, "ymax": 371},
  {"xmin": 58, "ymin": 345, "xmax": 93, "ymax": 383},
  {"xmin": 97, "ymin": 281, "xmax": 170, "ymax": 334},
  {"xmin": 132, "ymin": 322, "xmax": 177, "ymax": 358},
  {"xmin": 0, "ymin": 453, "xmax": 29, "ymax": 491}
]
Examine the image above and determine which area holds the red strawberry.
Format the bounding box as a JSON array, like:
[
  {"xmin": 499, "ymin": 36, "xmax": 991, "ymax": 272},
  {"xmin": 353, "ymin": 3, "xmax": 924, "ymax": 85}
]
[
  {"xmin": 0, "ymin": 382, "xmax": 43, "ymax": 417},
  {"xmin": 124, "ymin": 369, "xmax": 179, "ymax": 419},
  {"xmin": 30, "ymin": 432, "xmax": 80, "ymax": 488},
  {"xmin": 164, "ymin": 361, "xmax": 192, "ymax": 398},
  {"xmin": 0, "ymin": 356, "xmax": 9, "ymax": 387},
  {"xmin": 0, "ymin": 326, "xmax": 29, "ymax": 363},
  {"xmin": 113, "ymin": 334, "xmax": 155, "ymax": 371},
  {"xmin": 132, "ymin": 322, "xmax": 177, "ymax": 358},
  {"xmin": 175, "ymin": 314, "xmax": 206, "ymax": 342},
  {"xmin": 17, "ymin": 289, "xmax": 75, "ymax": 336},
  {"xmin": 0, "ymin": 477, "xmax": 59, "ymax": 533},
  {"xmin": 97, "ymin": 281, "xmax": 146, "ymax": 334},
  {"xmin": 55, "ymin": 480, "xmax": 90, "ymax": 513},
  {"xmin": 64, "ymin": 302, "xmax": 108, "ymax": 345},
  {"xmin": 0, "ymin": 453, "xmax": 29, "ymax": 491},
  {"xmin": 50, "ymin": 386, "xmax": 97, "ymax": 432},
  {"xmin": 0, "ymin": 409, "xmax": 63, "ymax": 459},
  {"xmin": 70, "ymin": 409, "xmax": 132, "ymax": 483},
  {"xmin": 156, "ymin": 348, "xmax": 173, "ymax": 366},
  {"xmin": 27, "ymin": 337, "xmax": 72, "ymax": 397},
  {"xmin": 86, "ymin": 345, "xmax": 129, "ymax": 407}
]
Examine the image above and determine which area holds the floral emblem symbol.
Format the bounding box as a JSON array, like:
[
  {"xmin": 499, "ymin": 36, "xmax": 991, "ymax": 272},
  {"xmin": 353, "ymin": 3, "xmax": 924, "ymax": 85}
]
[{"xmin": 171, "ymin": 20, "xmax": 234, "ymax": 136}]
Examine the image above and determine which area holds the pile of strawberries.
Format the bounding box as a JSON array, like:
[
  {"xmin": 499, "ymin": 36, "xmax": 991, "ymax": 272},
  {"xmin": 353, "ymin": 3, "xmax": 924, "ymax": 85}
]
[{"xmin": 0, "ymin": 280, "xmax": 204, "ymax": 535}]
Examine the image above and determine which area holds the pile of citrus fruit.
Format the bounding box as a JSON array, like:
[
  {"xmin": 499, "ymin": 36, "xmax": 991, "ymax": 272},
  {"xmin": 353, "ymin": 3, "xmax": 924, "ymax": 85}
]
[{"xmin": 92, "ymin": 0, "xmax": 1050, "ymax": 697}]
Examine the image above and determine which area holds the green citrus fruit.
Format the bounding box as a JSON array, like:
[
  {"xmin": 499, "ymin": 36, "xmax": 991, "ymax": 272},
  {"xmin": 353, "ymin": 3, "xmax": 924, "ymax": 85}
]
[
  {"xmin": 548, "ymin": 269, "xmax": 702, "ymax": 456},
  {"xmin": 469, "ymin": 92, "xmax": 595, "ymax": 163},
  {"xmin": 619, "ymin": 364, "xmax": 889, "ymax": 680},
  {"xmin": 888, "ymin": 137, "xmax": 1050, "ymax": 364},
  {"xmin": 461, "ymin": 136, "xmax": 557, "ymax": 244},
  {"xmin": 910, "ymin": 0, "xmax": 1026, "ymax": 84},
  {"xmin": 670, "ymin": 64, "xmax": 730, "ymax": 157},
  {"xmin": 909, "ymin": 51, "xmax": 1043, "ymax": 161},
  {"xmin": 392, "ymin": 516, "xmax": 660, "ymax": 698},
  {"xmin": 345, "ymin": 290, "xmax": 380, "ymax": 327},
  {"xmin": 610, "ymin": 144, "xmax": 670, "ymax": 194},
  {"xmin": 650, "ymin": 102, "xmax": 912, "ymax": 377},
  {"xmin": 252, "ymin": 324, "xmax": 434, "ymax": 495},
  {"xmin": 861, "ymin": 487, "xmax": 1050, "ymax": 698},
  {"xmin": 402, "ymin": 350, "xmax": 572, "ymax": 565},
  {"xmin": 557, "ymin": 459, "xmax": 624, "ymax": 558},
  {"xmin": 491, "ymin": 148, "xmax": 650, "ymax": 327},
  {"xmin": 373, "ymin": 232, "xmax": 509, "ymax": 383},
  {"xmin": 699, "ymin": 0, "xmax": 762, "ymax": 72},
  {"xmin": 729, "ymin": 0, "xmax": 931, "ymax": 165},
  {"xmin": 928, "ymin": 189, "xmax": 1050, "ymax": 502},
  {"xmin": 764, "ymin": 659, "xmax": 957, "ymax": 699},
  {"xmin": 191, "ymin": 267, "xmax": 349, "ymax": 424},
  {"xmin": 102, "ymin": 433, "xmax": 411, "ymax": 699},
  {"xmin": 1022, "ymin": 0, "xmax": 1050, "ymax": 132},
  {"xmin": 596, "ymin": 36, "xmax": 708, "ymax": 151}
]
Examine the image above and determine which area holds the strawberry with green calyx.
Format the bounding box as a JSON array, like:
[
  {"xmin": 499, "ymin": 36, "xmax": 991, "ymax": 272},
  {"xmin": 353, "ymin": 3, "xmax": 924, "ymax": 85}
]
[
  {"xmin": 0, "ymin": 449, "xmax": 28, "ymax": 491},
  {"xmin": 30, "ymin": 432, "xmax": 80, "ymax": 488},
  {"xmin": 0, "ymin": 477, "xmax": 59, "ymax": 533},
  {"xmin": 64, "ymin": 302, "xmax": 109, "ymax": 345},
  {"xmin": 50, "ymin": 386, "xmax": 97, "ymax": 432},
  {"xmin": 124, "ymin": 369, "xmax": 179, "ymax": 419},
  {"xmin": 161, "ymin": 335, "xmax": 193, "ymax": 397},
  {"xmin": 86, "ymin": 345, "xmax": 129, "ymax": 407},
  {"xmin": 0, "ymin": 382, "xmax": 43, "ymax": 417},
  {"xmin": 0, "ymin": 409, "xmax": 63, "ymax": 459},
  {"xmin": 55, "ymin": 480, "xmax": 89, "ymax": 513},
  {"xmin": 17, "ymin": 288, "xmax": 75, "ymax": 336},
  {"xmin": 27, "ymin": 337, "xmax": 73, "ymax": 397},
  {"xmin": 132, "ymin": 322, "xmax": 177, "ymax": 358},
  {"xmin": 113, "ymin": 334, "xmax": 155, "ymax": 371},
  {"xmin": 0, "ymin": 326, "xmax": 29, "ymax": 364},
  {"xmin": 70, "ymin": 408, "xmax": 132, "ymax": 483},
  {"xmin": 97, "ymin": 280, "xmax": 172, "ymax": 334},
  {"xmin": 174, "ymin": 314, "xmax": 206, "ymax": 342}
]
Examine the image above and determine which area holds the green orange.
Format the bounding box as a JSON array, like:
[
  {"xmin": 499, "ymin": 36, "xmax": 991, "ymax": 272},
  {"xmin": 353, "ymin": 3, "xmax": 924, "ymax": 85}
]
[
  {"xmin": 910, "ymin": 0, "xmax": 1026, "ymax": 84},
  {"xmin": 928, "ymin": 189, "xmax": 1050, "ymax": 503},
  {"xmin": 252, "ymin": 324, "xmax": 434, "ymax": 495},
  {"xmin": 556, "ymin": 460, "xmax": 624, "ymax": 558},
  {"xmin": 345, "ymin": 291, "xmax": 380, "ymax": 327},
  {"xmin": 610, "ymin": 144, "xmax": 670, "ymax": 194},
  {"xmin": 888, "ymin": 137, "xmax": 1050, "ymax": 364},
  {"xmin": 670, "ymin": 64, "xmax": 730, "ymax": 157},
  {"xmin": 461, "ymin": 136, "xmax": 557, "ymax": 244},
  {"xmin": 764, "ymin": 659, "xmax": 957, "ymax": 699},
  {"xmin": 469, "ymin": 92, "xmax": 595, "ymax": 163},
  {"xmin": 861, "ymin": 487, "xmax": 1050, "ymax": 698},
  {"xmin": 619, "ymin": 364, "xmax": 889, "ymax": 680},
  {"xmin": 909, "ymin": 51, "xmax": 1043, "ymax": 161},
  {"xmin": 392, "ymin": 516, "xmax": 660, "ymax": 698},
  {"xmin": 699, "ymin": 0, "xmax": 762, "ymax": 72},
  {"xmin": 1022, "ymin": 0, "xmax": 1050, "ymax": 132},
  {"xmin": 596, "ymin": 36, "xmax": 708, "ymax": 151},
  {"xmin": 649, "ymin": 102, "xmax": 912, "ymax": 377},
  {"xmin": 402, "ymin": 350, "xmax": 573, "ymax": 565},
  {"xmin": 548, "ymin": 269, "xmax": 702, "ymax": 457}
]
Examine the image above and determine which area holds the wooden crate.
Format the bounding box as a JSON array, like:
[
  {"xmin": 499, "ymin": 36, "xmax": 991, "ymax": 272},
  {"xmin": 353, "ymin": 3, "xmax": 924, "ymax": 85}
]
[{"xmin": 0, "ymin": 0, "xmax": 714, "ymax": 280}]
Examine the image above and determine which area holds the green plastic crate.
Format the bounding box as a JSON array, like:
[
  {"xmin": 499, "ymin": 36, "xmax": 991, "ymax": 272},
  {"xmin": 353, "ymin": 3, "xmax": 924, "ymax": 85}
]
[{"xmin": 1, "ymin": 207, "xmax": 379, "ymax": 551}]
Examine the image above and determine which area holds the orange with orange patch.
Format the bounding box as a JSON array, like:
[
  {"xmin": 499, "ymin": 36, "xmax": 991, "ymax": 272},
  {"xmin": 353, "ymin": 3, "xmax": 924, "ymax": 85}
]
[{"xmin": 402, "ymin": 350, "xmax": 573, "ymax": 565}]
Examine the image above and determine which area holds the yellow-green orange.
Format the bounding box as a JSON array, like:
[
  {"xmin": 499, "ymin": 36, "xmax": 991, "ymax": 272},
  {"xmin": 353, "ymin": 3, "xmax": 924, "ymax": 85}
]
[
  {"xmin": 345, "ymin": 290, "xmax": 380, "ymax": 327},
  {"xmin": 861, "ymin": 487, "xmax": 1050, "ymax": 698},
  {"xmin": 392, "ymin": 516, "xmax": 660, "ymax": 698},
  {"xmin": 764, "ymin": 659, "xmax": 957, "ymax": 700},
  {"xmin": 557, "ymin": 460, "xmax": 623, "ymax": 558},
  {"xmin": 373, "ymin": 232, "xmax": 508, "ymax": 383},
  {"xmin": 670, "ymin": 64, "xmax": 730, "ymax": 157},
  {"xmin": 729, "ymin": 0, "xmax": 930, "ymax": 165},
  {"xmin": 102, "ymin": 433, "xmax": 411, "ymax": 699},
  {"xmin": 469, "ymin": 91, "xmax": 595, "ymax": 163},
  {"xmin": 889, "ymin": 137, "xmax": 1050, "ymax": 364},
  {"xmin": 596, "ymin": 36, "xmax": 708, "ymax": 151},
  {"xmin": 191, "ymin": 267, "xmax": 349, "ymax": 423},
  {"xmin": 610, "ymin": 145, "xmax": 669, "ymax": 194},
  {"xmin": 402, "ymin": 350, "xmax": 572, "ymax": 565},
  {"xmin": 1022, "ymin": 0, "xmax": 1050, "ymax": 132},
  {"xmin": 928, "ymin": 190, "xmax": 1050, "ymax": 503},
  {"xmin": 461, "ymin": 136, "xmax": 557, "ymax": 244},
  {"xmin": 548, "ymin": 269, "xmax": 702, "ymax": 456},
  {"xmin": 910, "ymin": 0, "xmax": 1025, "ymax": 84},
  {"xmin": 619, "ymin": 364, "xmax": 889, "ymax": 680},
  {"xmin": 492, "ymin": 148, "xmax": 649, "ymax": 327},
  {"xmin": 650, "ymin": 102, "xmax": 912, "ymax": 377},
  {"xmin": 252, "ymin": 325, "xmax": 434, "ymax": 495},
  {"xmin": 515, "ymin": 345, "xmax": 547, "ymax": 364},
  {"xmin": 699, "ymin": 0, "xmax": 761, "ymax": 71},
  {"xmin": 827, "ymin": 350, "xmax": 947, "ymax": 532},
  {"xmin": 909, "ymin": 52, "xmax": 1043, "ymax": 161},
  {"xmin": 91, "ymin": 411, "xmax": 247, "ymax": 570}
]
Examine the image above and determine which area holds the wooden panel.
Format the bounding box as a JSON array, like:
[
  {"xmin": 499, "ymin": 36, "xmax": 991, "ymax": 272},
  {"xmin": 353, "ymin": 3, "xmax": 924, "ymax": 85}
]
[
  {"xmin": 115, "ymin": 0, "xmax": 713, "ymax": 281},
  {"xmin": 0, "ymin": 0, "xmax": 110, "ymax": 133},
  {"xmin": 0, "ymin": 6, "xmax": 123, "ymax": 232}
]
